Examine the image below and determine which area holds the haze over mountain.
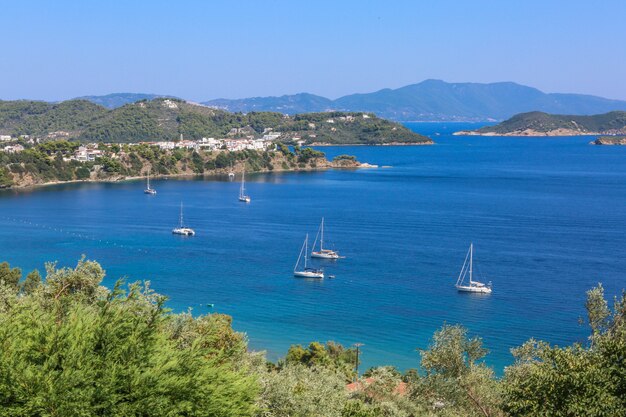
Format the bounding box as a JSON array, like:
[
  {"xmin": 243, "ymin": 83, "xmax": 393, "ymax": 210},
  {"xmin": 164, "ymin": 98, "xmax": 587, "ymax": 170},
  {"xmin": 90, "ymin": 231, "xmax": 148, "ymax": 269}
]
[
  {"xmin": 71, "ymin": 80, "xmax": 626, "ymax": 122},
  {"xmin": 74, "ymin": 93, "xmax": 175, "ymax": 109},
  {"xmin": 202, "ymin": 80, "xmax": 626, "ymax": 121}
]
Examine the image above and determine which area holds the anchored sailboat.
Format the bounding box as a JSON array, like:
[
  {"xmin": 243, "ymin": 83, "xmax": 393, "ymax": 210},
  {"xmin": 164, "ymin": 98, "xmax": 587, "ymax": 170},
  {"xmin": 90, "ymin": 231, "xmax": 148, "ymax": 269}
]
[
  {"xmin": 311, "ymin": 217, "xmax": 340, "ymax": 259},
  {"xmin": 144, "ymin": 171, "xmax": 157, "ymax": 195},
  {"xmin": 294, "ymin": 234, "xmax": 324, "ymax": 278},
  {"xmin": 455, "ymin": 243, "xmax": 492, "ymax": 294},
  {"xmin": 172, "ymin": 202, "xmax": 195, "ymax": 236},
  {"xmin": 238, "ymin": 170, "xmax": 251, "ymax": 203}
]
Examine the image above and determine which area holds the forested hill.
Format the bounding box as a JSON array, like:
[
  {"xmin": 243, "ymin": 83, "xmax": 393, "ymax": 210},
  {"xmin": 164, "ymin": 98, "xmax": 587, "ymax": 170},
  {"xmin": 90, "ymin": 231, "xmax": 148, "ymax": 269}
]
[
  {"xmin": 455, "ymin": 111, "xmax": 626, "ymax": 136},
  {"xmin": 0, "ymin": 98, "xmax": 431, "ymax": 145}
]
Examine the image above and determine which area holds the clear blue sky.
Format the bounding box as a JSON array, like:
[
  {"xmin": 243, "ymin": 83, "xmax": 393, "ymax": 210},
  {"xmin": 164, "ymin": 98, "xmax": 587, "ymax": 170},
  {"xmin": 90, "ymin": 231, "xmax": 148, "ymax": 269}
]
[{"xmin": 2, "ymin": 0, "xmax": 626, "ymax": 101}]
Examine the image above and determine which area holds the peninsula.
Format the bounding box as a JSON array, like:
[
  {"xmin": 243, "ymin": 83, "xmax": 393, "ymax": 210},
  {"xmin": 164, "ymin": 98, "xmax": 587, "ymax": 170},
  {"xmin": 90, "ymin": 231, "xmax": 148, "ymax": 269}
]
[
  {"xmin": 0, "ymin": 141, "xmax": 364, "ymax": 189},
  {"xmin": 0, "ymin": 97, "xmax": 432, "ymax": 146},
  {"xmin": 454, "ymin": 111, "xmax": 626, "ymax": 136}
]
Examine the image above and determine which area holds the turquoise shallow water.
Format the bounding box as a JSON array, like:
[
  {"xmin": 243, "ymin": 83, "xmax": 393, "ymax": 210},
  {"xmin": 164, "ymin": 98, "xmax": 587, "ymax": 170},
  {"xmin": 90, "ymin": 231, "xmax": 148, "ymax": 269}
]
[{"xmin": 1, "ymin": 122, "xmax": 625, "ymax": 374}]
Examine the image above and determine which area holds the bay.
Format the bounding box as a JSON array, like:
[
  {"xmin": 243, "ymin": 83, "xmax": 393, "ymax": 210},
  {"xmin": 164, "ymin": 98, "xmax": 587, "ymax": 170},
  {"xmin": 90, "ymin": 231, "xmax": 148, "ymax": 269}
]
[{"xmin": 1, "ymin": 122, "xmax": 625, "ymax": 374}]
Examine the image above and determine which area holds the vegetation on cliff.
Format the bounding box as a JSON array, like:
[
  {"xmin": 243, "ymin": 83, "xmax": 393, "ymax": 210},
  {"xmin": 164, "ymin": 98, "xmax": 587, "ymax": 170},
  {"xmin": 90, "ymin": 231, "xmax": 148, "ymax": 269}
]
[
  {"xmin": 1, "ymin": 257, "xmax": 624, "ymax": 416},
  {"xmin": 0, "ymin": 98, "xmax": 431, "ymax": 145},
  {"xmin": 0, "ymin": 141, "xmax": 359, "ymax": 188}
]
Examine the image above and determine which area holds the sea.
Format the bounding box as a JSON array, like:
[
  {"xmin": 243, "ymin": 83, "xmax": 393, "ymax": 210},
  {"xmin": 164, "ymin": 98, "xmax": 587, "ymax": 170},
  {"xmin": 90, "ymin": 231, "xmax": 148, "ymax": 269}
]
[{"xmin": 1, "ymin": 122, "xmax": 625, "ymax": 375}]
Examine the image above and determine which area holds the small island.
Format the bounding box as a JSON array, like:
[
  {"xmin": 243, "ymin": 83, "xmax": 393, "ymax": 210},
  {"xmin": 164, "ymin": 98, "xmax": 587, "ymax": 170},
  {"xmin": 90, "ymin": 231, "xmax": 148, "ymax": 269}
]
[
  {"xmin": 454, "ymin": 110, "xmax": 626, "ymax": 136},
  {"xmin": 592, "ymin": 136, "xmax": 626, "ymax": 145}
]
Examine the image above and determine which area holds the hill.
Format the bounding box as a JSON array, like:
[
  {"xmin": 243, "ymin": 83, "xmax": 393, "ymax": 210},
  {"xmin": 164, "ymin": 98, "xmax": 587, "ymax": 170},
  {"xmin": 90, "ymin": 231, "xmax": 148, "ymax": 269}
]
[
  {"xmin": 202, "ymin": 80, "xmax": 626, "ymax": 121},
  {"xmin": 0, "ymin": 98, "xmax": 431, "ymax": 145},
  {"xmin": 455, "ymin": 111, "xmax": 626, "ymax": 136},
  {"xmin": 75, "ymin": 93, "xmax": 174, "ymax": 109}
]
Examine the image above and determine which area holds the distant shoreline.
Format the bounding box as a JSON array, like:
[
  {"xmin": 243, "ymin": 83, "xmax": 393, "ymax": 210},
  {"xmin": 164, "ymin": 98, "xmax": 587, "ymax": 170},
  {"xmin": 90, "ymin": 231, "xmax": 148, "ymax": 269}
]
[{"xmin": 309, "ymin": 141, "xmax": 434, "ymax": 146}]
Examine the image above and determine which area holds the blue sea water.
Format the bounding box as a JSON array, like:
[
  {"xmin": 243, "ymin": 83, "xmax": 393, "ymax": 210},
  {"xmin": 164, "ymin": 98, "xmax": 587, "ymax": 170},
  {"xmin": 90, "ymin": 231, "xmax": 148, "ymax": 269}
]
[{"xmin": 1, "ymin": 122, "xmax": 625, "ymax": 375}]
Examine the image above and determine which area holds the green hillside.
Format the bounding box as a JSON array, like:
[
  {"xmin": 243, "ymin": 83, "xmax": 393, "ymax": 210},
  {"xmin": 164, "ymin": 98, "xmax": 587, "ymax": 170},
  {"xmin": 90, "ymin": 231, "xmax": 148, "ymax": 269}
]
[
  {"xmin": 472, "ymin": 111, "xmax": 626, "ymax": 135},
  {"xmin": 0, "ymin": 98, "xmax": 431, "ymax": 145}
]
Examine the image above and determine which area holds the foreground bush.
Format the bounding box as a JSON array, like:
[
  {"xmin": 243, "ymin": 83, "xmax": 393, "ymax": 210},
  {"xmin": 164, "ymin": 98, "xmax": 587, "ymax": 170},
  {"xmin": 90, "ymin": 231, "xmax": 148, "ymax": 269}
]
[{"xmin": 0, "ymin": 259, "xmax": 258, "ymax": 417}]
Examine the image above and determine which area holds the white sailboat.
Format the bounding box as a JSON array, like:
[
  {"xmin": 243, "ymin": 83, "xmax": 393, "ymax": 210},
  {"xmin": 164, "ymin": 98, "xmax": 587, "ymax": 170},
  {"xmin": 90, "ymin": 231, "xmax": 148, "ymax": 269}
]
[
  {"xmin": 172, "ymin": 202, "xmax": 195, "ymax": 236},
  {"xmin": 294, "ymin": 234, "xmax": 324, "ymax": 278},
  {"xmin": 144, "ymin": 171, "xmax": 157, "ymax": 195},
  {"xmin": 455, "ymin": 243, "xmax": 492, "ymax": 294},
  {"xmin": 311, "ymin": 217, "xmax": 340, "ymax": 259},
  {"xmin": 238, "ymin": 170, "xmax": 251, "ymax": 203}
]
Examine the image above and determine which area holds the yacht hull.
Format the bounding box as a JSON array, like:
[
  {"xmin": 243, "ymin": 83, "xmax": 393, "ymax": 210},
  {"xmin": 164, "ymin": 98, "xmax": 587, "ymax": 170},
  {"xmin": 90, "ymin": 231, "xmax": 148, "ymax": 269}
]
[
  {"xmin": 311, "ymin": 251, "xmax": 339, "ymax": 259},
  {"xmin": 455, "ymin": 284, "xmax": 491, "ymax": 294},
  {"xmin": 172, "ymin": 228, "xmax": 195, "ymax": 236},
  {"xmin": 294, "ymin": 270, "xmax": 324, "ymax": 279}
]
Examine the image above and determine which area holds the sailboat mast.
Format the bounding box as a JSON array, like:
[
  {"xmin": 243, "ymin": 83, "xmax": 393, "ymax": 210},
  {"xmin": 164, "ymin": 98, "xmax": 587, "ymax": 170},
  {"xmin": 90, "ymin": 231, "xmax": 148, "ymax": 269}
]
[
  {"xmin": 304, "ymin": 234, "xmax": 308, "ymax": 268},
  {"xmin": 240, "ymin": 171, "xmax": 245, "ymax": 197},
  {"xmin": 147, "ymin": 172, "xmax": 150, "ymax": 189},
  {"xmin": 179, "ymin": 202, "xmax": 184, "ymax": 228},
  {"xmin": 469, "ymin": 243, "xmax": 473, "ymax": 284},
  {"xmin": 320, "ymin": 218, "xmax": 324, "ymax": 250},
  {"xmin": 295, "ymin": 235, "xmax": 306, "ymax": 272}
]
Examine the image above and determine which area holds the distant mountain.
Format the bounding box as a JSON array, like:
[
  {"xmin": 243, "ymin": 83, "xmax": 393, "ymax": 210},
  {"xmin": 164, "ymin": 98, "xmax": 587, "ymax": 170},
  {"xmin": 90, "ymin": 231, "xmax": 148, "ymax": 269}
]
[
  {"xmin": 202, "ymin": 80, "xmax": 626, "ymax": 121},
  {"xmin": 206, "ymin": 93, "xmax": 334, "ymax": 114},
  {"xmin": 0, "ymin": 98, "xmax": 430, "ymax": 145},
  {"xmin": 455, "ymin": 111, "xmax": 626, "ymax": 136},
  {"xmin": 76, "ymin": 93, "xmax": 174, "ymax": 109}
]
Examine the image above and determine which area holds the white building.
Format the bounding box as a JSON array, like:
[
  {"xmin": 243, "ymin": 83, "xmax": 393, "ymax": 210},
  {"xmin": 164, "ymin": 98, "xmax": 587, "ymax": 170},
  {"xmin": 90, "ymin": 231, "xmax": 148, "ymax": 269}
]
[{"xmin": 3, "ymin": 144, "xmax": 24, "ymax": 153}]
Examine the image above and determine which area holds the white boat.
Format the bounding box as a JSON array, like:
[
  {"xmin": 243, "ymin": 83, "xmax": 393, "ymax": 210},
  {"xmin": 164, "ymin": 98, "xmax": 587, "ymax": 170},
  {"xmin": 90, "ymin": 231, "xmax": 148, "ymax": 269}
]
[
  {"xmin": 172, "ymin": 202, "xmax": 195, "ymax": 236},
  {"xmin": 238, "ymin": 170, "xmax": 251, "ymax": 203},
  {"xmin": 228, "ymin": 163, "xmax": 235, "ymax": 180},
  {"xmin": 455, "ymin": 243, "xmax": 492, "ymax": 294},
  {"xmin": 144, "ymin": 172, "xmax": 157, "ymax": 195},
  {"xmin": 311, "ymin": 217, "xmax": 340, "ymax": 259},
  {"xmin": 294, "ymin": 234, "xmax": 324, "ymax": 278}
]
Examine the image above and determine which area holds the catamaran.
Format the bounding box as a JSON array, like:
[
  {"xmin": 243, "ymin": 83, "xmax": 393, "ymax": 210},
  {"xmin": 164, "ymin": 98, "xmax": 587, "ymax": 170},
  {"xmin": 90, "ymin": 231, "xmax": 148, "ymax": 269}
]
[
  {"xmin": 294, "ymin": 234, "xmax": 324, "ymax": 278},
  {"xmin": 311, "ymin": 217, "xmax": 340, "ymax": 259},
  {"xmin": 455, "ymin": 243, "xmax": 492, "ymax": 294},
  {"xmin": 172, "ymin": 202, "xmax": 195, "ymax": 236},
  {"xmin": 144, "ymin": 171, "xmax": 157, "ymax": 195},
  {"xmin": 238, "ymin": 170, "xmax": 251, "ymax": 203}
]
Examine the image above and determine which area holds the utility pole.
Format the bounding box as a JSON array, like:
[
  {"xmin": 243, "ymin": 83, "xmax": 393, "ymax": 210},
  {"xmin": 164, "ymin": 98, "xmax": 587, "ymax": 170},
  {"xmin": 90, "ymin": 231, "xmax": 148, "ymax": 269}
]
[{"xmin": 353, "ymin": 343, "xmax": 364, "ymax": 379}]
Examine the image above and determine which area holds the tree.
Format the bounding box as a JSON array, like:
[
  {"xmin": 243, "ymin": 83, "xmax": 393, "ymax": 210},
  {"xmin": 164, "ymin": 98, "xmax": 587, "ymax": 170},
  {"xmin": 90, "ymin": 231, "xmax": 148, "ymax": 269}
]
[
  {"xmin": 257, "ymin": 364, "xmax": 348, "ymax": 417},
  {"xmin": 0, "ymin": 258, "xmax": 259, "ymax": 416},
  {"xmin": 502, "ymin": 285, "xmax": 626, "ymax": 416},
  {"xmin": 0, "ymin": 261, "xmax": 21, "ymax": 290},
  {"xmin": 20, "ymin": 269, "xmax": 41, "ymax": 294},
  {"xmin": 413, "ymin": 324, "xmax": 503, "ymax": 417}
]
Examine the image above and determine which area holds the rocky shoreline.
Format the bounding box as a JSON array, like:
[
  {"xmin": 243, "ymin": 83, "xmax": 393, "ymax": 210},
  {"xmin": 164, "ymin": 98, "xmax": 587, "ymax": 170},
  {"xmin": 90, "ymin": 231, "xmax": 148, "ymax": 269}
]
[
  {"xmin": 2, "ymin": 158, "xmax": 373, "ymax": 191},
  {"xmin": 453, "ymin": 128, "xmax": 600, "ymax": 137},
  {"xmin": 591, "ymin": 136, "xmax": 626, "ymax": 145}
]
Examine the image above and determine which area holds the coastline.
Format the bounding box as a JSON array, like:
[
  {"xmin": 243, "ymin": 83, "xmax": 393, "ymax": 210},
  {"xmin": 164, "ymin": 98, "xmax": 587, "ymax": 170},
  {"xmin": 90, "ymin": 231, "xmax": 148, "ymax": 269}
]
[
  {"xmin": 309, "ymin": 141, "xmax": 434, "ymax": 147},
  {"xmin": 453, "ymin": 130, "xmax": 601, "ymax": 137},
  {"xmin": 2, "ymin": 161, "xmax": 376, "ymax": 192}
]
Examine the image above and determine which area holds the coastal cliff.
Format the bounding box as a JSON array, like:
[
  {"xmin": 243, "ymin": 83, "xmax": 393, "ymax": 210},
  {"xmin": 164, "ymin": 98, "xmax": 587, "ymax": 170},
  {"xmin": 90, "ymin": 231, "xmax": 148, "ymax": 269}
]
[
  {"xmin": 454, "ymin": 110, "xmax": 626, "ymax": 136},
  {"xmin": 0, "ymin": 142, "xmax": 366, "ymax": 190}
]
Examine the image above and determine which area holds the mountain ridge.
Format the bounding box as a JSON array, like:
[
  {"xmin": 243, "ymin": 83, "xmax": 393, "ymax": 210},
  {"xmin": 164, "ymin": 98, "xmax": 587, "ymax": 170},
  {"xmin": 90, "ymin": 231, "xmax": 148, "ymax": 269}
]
[{"xmin": 203, "ymin": 79, "xmax": 626, "ymax": 121}]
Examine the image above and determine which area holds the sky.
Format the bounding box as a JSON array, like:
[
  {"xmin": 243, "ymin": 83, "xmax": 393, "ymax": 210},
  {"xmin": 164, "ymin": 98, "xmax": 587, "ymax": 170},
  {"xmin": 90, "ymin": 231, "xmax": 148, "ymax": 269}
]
[{"xmin": 1, "ymin": 0, "xmax": 626, "ymax": 102}]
